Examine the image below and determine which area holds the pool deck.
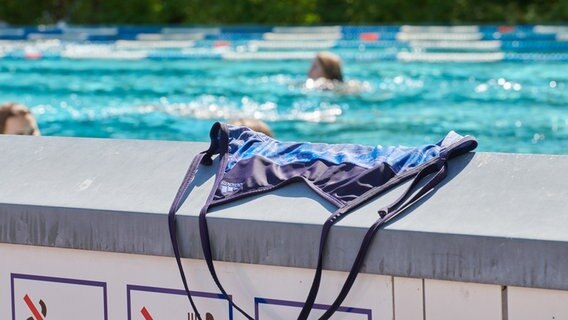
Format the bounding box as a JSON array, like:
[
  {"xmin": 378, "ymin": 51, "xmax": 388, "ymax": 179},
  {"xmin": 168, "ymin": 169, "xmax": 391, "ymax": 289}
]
[{"xmin": 1, "ymin": 135, "xmax": 567, "ymax": 291}]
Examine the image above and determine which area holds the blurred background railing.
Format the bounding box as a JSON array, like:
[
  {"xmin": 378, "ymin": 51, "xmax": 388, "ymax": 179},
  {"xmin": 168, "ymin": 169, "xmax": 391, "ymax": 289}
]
[{"xmin": 1, "ymin": 25, "xmax": 568, "ymax": 62}]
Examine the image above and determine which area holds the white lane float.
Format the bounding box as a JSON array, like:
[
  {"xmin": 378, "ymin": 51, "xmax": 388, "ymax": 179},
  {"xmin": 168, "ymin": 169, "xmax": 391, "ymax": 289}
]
[{"xmin": 397, "ymin": 51, "xmax": 505, "ymax": 62}]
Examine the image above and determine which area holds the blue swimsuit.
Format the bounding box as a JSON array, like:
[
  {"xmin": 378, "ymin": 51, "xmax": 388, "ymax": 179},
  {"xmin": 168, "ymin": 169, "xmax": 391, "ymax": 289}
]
[{"xmin": 169, "ymin": 122, "xmax": 477, "ymax": 320}]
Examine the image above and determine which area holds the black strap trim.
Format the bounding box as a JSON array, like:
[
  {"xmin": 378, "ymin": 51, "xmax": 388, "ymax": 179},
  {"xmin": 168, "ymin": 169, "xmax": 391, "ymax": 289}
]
[
  {"xmin": 296, "ymin": 217, "xmax": 335, "ymax": 319},
  {"xmin": 297, "ymin": 158, "xmax": 443, "ymax": 319},
  {"xmin": 319, "ymin": 160, "xmax": 448, "ymax": 319},
  {"xmin": 198, "ymin": 123, "xmax": 255, "ymax": 320},
  {"xmin": 168, "ymin": 152, "xmax": 207, "ymax": 320},
  {"xmin": 198, "ymin": 157, "xmax": 255, "ymax": 320},
  {"xmin": 168, "ymin": 122, "xmax": 250, "ymax": 320}
]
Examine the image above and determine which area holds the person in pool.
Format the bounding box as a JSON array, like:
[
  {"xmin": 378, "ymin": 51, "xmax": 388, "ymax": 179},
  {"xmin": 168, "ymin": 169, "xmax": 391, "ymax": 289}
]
[
  {"xmin": 230, "ymin": 118, "xmax": 273, "ymax": 137},
  {"xmin": 306, "ymin": 51, "xmax": 353, "ymax": 91},
  {"xmin": 308, "ymin": 51, "xmax": 343, "ymax": 82},
  {"xmin": 306, "ymin": 52, "xmax": 370, "ymax": 94},
  {"xmin": 0, "ymin": 102, "xmax": 41, "ymax": 136}
]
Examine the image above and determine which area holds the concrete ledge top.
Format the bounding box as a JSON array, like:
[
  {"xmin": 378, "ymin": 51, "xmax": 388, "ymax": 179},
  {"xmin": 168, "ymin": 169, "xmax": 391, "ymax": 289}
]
[{"xmin": 1, "ymin": 135, "xmax": 567, "ymax": 290}]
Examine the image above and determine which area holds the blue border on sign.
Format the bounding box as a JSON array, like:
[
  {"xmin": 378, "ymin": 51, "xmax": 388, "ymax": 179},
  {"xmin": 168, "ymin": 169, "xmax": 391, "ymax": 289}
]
[
  {"xmin": 11, "ymin": 273, "xmax": 108, "ymax": 320},
  {"xmin": 126, "ymin": 284, "xmax": 233, "ymax": 320}
]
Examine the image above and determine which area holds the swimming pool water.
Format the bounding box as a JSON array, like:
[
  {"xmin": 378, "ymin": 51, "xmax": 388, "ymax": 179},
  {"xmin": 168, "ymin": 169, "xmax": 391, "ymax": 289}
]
[{"xmin": 1, "ymin": 58, "xmax": 567, "ymax": 154}]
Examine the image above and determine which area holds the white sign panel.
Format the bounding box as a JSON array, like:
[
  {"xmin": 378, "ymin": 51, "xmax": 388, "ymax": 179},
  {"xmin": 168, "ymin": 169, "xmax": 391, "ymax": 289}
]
[
  {"xmin": 127, "ymin": 285, "xmax": 232, "ymax": 320},
  {"xmin": 11, "ymin": 273, "xmax": 107, "ymax": 320}
]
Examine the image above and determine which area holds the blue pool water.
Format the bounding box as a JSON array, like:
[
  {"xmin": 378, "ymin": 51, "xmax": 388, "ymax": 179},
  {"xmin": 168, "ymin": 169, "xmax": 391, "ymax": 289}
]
[{"xmin": 1, "ymin": 58, "xmax": 567, "ymax": 154}]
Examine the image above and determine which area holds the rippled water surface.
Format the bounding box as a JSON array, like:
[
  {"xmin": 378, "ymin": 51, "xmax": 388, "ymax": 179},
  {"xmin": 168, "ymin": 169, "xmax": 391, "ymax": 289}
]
[{"xmin": 1, "ymin": 59, "xmax": 567, "ymax": 154}]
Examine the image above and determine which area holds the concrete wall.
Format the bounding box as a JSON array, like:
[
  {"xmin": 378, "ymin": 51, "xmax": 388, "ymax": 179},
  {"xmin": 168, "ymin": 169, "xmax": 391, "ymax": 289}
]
[{"xmin": 1, "ymin": 135, "xmax": 567, "ymax": 319}]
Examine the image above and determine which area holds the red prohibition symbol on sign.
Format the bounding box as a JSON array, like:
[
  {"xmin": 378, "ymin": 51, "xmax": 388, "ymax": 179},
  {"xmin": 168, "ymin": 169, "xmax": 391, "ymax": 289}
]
[
  {"xmin": 23, "ymin": 294, "xmax": 47, "ymax": 320},
  {"xmin": 140, "ymin": 307, "xmax": 154, "ymax": 320}
]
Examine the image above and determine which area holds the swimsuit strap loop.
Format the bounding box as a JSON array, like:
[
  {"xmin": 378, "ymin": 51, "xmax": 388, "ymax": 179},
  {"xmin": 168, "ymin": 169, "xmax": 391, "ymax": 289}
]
[
  {"xmin": 198, "ymin": 124, "xmax": 256, "ymax": 320},
  {"xmin": 198, "ymin": 158, "xmax": 255, "ymax": 320},
  {"xmin": 168, "ymin": 151, "xmax": 208, "ymax": 320},
  {"xmin": 171, "ymin": 122, "xmax": 254, "ymax": 320},
  {"xmin": 202, "ymin": 122, "xmax": 229, "ymax": 163},
  {"xmin": 376, "ymin": 158, "xmax": 444, "ymax": 217},
  {"xmin": 298, "ymin": 159, "xmax": 437, "ymax": 320},
  {"xmin": 199, "ymin": 209, "xmax": 255, "ymax": 320},
  {"xmin": 297, "ymin": 218, "xmax": 336, "ymax": 320},
  {"xmin": 319, "ymin": 160, "xmax": 448, "ymax": 319}
]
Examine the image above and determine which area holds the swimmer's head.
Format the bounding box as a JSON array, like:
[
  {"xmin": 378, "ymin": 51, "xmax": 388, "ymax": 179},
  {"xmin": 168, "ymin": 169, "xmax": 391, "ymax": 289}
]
[
  {"xmin": 308, "ymin": 52, "xmax": 343, "ymax": 82},
  {"xmin": 230, "ymin": 119, "xmax": 274, "ymax": 137},
  {"xmin": 0, "ymin": 103, "xmax": 41, "ymax": 136}
]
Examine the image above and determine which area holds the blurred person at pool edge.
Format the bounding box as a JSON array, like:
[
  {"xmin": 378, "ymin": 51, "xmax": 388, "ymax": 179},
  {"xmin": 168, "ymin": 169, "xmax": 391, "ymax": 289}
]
[
  {"xmin": 308, "ymin": 52, "xmax": 343, "ymax": 82},
  {"xmin": 230, "ymin": 118, "xmax": 273, "ymax": 137},
  {"xmin": 0, "ymin": 103, "xmax": 41, "ymax": 136}
]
